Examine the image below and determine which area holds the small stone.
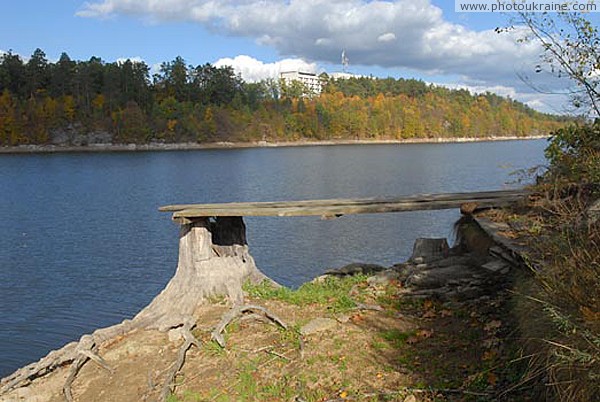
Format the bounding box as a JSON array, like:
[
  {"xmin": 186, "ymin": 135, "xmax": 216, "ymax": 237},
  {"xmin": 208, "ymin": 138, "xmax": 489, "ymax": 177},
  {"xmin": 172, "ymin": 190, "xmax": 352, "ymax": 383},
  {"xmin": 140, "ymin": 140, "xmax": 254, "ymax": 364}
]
[
  {"xmin": 311, "ymin": 275, "xmax": 329, "ymax": 283},
  {"xmin": 367, "ymin": 270, "xmax": 400, "ymax": 286},
  {"xmin": 300, "ymin": 318, "xmax": 338, "ymax": 336},
  {"xmin": 324, "ymin": 262, "xmax": 386, "ymax": 276},
  {"xmin": 336, "ymin": 315, "xmax": 351, "ymax": 324},
  {"xmin": 481, "ymin": 259, "xmax": 510, "ymax": 273}
]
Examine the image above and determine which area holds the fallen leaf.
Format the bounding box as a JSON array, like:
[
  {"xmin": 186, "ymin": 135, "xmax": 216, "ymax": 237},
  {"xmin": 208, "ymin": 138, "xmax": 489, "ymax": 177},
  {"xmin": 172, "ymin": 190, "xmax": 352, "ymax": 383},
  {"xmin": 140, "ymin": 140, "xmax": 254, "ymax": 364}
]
[
  {"xmin": 487, "ymin": 372, "xmax": 498, "ymax": 386},
  {"xmin": 482, "ymin": 350, "xmax": 498, "ymax": 361},
  {"xmin": 422, "ymin": 310, "xmax": 437, "ymax": 319},
  {"xmin": 406, "ymin": 336, "xmax": 420, "ymax": 345},
  {"xmin": 423, "ymin": 300, "xmax": 434, "ymax": 310},
  {"xmin": 484, "ymin": 320, "xmax": 502, "ymax": 333},
  {"xmin": 403, "ymin": 395, "xmax": 417, "ymax": 402},
  {"xmin": 440, "ymin": 309, "xmax": 453, "ymax": 317},
  {"xmin": 581, "ymin": 306, "xmax": 600, "ymax": 322},
  {"xmin": 417, "ymin": 329, "xmax": 434, "ymax": 339},
  {"xmin": 482, "ymin": 337, "xmax": 501, "ymax": 349},
  {"xmin": 350, "ymin": 314, "xmax": 364, "ymax": 323},
  {"xmin": 339, "ymin": 391, "xmax": 348, "ymax": 399}
]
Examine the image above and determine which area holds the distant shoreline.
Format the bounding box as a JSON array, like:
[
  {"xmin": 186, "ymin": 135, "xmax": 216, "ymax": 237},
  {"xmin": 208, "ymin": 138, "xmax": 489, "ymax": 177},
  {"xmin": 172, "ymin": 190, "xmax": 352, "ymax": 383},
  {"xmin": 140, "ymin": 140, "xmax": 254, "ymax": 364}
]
[{"xmin": 0, "ymin": 135, "xmax": 550, "ymax": 155}]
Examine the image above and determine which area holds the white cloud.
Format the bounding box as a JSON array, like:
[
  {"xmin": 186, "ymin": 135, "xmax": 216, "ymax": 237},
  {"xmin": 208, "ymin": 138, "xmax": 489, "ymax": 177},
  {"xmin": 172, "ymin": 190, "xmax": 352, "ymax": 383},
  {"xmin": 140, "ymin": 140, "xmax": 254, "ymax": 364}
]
[
  {"xmin": 214, "ymin": 55, "xmax": 317, "ymax": 82},
  {"xmin": 440, "ymin": 82, "xmax": 517, "ymax": 99},
  {"xmin": 377, "ymin": 33, "xmax": 396, "ymax": 43},
  {"xmin": 76, "ymin": 0, "xmax": 538, "ymax": 87},
  {"xmin": 116, "ymin": 56, "xmax": 145, "ymax": 64},
  {"xmin": 77, "ymin": 0, "xmax": 573, "ymax": 111},
  {"xmin": 435, "ymin": 81, "xmax": 569, "ymax": 114}
]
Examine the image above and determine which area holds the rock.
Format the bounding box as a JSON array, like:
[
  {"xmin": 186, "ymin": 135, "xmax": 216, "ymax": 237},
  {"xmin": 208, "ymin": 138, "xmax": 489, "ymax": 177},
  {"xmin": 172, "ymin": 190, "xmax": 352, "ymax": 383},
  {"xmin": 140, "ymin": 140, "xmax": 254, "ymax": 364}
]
[
  {"xmin": 488, "ymin": 246, "xmax": 515, "ymax": 262},
  {"xmin": 311, "ymin": 275, "xmax": 329, "ymax": 283},
  {"xmin": 324, "ymin": 262, "xmax": 386, "ymax": 276},
  {"xmin": 410, "ymin": 238, "xmax": 449, "ymax": 262},
  {"xmin": 391, "ymin": 262, "xmax": 419, "ymax": 282},
  {"xmin": 428, "ymin": 254, "xmax": 476, "ymax": 268},
  {"xmin": 405, "ymin": 265, "xmax": 477, "ymax": 289},
  {"xmin": 481, "ymin": 259, "xmax": 510, "ymax": 273},
  {"xmin": 367, "ymin": 269, "xmax": 401, "ymax": 286},
  {"xmin": 300, "ymin": 318, "xmax": 338, "ymax": 336}
]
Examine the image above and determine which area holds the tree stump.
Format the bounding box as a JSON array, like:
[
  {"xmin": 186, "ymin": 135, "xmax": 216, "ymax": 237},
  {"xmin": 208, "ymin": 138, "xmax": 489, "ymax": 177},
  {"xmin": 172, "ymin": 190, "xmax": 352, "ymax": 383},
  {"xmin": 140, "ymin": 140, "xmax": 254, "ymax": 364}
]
[
  {"xmin": 410, "ymin": 238, "xmax": 450, "ymax": 262},
  {"xmin": 0, "ymin": 216, "xmax": 273, "ymax": 398},
  {"xmin": 135, "ymin": 216, "xmax": 271, "ymax": 330}
]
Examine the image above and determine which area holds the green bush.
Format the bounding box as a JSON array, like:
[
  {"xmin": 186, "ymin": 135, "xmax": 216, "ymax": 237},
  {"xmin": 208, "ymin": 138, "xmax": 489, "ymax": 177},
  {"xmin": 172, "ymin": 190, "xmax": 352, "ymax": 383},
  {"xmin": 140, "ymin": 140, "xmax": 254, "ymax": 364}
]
[{"xmin": 545, "ymin": 120, "xmax": 600, "ymax": 186}]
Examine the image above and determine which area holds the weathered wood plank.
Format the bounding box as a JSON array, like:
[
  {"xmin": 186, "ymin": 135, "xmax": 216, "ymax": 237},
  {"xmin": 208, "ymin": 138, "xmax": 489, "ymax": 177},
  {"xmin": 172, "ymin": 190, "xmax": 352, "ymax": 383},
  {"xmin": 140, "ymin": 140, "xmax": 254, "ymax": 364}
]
[
  {"xmin": 161, "ymin": 189, "xmax": 529, "ymax": 219},
  {"xmin": 160, "ymin": 189, "xmax": 528, "ymax": 213}
]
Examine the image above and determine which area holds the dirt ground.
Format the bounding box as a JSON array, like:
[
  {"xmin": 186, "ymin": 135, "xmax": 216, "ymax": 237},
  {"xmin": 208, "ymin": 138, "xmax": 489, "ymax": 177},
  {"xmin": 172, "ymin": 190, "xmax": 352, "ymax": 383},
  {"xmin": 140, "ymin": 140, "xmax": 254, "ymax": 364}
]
[{"xmin": 1, "ymin": 272, "xmax": 527, "ymax": 402}]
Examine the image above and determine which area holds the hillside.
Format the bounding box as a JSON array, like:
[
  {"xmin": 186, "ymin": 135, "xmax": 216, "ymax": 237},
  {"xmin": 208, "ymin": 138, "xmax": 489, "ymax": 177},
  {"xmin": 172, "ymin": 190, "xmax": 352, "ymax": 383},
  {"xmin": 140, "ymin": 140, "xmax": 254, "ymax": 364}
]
[{"xmin": 0, "ymin": 49, "xmax": 567, "ymax": 147}]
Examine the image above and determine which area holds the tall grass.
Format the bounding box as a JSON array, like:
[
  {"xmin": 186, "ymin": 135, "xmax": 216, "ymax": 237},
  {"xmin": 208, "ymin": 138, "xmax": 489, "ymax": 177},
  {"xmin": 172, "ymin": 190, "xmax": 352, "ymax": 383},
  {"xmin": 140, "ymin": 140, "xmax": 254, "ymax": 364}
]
[{"xmin": 512, "ymin": 121, "xmax": 600, "ymax": 401}]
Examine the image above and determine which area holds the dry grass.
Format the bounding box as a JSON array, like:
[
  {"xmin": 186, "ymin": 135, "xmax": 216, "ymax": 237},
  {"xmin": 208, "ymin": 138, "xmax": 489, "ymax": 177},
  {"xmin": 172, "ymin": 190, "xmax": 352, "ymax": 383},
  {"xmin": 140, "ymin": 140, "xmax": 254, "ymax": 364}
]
[{"xmin": 495, "ymin": 184, "xmax": 600, "ymax": 401}]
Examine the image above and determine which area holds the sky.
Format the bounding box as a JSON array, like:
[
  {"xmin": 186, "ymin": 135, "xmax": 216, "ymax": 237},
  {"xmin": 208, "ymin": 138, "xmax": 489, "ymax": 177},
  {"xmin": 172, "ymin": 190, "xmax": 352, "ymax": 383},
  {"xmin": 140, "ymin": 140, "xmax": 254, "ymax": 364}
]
[{"xmin": 0, "ymin": 0, "xmax": 591, "ymax": 114}]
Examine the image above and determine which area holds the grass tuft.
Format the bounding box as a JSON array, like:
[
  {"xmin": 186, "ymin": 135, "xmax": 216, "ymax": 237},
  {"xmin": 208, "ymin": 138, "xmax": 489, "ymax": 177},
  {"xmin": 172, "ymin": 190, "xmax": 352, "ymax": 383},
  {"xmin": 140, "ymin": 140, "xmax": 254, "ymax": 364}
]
[{"xmin": 244, "ymin": 275, "xmax": 368, "ymax": 313}]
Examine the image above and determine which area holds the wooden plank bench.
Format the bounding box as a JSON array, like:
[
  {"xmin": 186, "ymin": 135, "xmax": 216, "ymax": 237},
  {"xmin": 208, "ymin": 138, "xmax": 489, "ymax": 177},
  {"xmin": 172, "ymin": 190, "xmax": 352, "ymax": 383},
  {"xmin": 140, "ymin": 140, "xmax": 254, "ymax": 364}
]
[
  {"xmin": 138, "ymin": 188, "xmax": 530, "ymax": 330},
  {"xmin": 160, "ymin": 189, "xmax": 529, "ymax": 223}
]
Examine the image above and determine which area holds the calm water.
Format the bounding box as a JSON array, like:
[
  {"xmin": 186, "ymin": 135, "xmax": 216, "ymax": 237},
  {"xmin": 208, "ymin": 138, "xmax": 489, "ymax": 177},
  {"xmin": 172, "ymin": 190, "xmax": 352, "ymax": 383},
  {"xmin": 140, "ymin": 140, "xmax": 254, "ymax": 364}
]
[{"xmin": 0, "ymin": 140, "xmax": 547, "ymax": 376}]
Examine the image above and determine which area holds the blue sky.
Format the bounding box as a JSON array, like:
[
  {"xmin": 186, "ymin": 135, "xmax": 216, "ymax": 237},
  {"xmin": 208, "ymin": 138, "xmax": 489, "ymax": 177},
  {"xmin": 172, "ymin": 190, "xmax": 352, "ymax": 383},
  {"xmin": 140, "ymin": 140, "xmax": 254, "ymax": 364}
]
[{"xmin": 0, "ymin": 1, "xmax": 587, "ymax": 113}]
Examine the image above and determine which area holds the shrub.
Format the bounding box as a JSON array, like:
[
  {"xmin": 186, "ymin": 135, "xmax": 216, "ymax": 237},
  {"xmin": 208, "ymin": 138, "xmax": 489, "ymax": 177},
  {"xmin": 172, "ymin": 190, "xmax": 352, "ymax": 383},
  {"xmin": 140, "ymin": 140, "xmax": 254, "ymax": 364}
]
[{"xmin": 544, "ymin": 120, "xmax": 600, "ymax": 187}]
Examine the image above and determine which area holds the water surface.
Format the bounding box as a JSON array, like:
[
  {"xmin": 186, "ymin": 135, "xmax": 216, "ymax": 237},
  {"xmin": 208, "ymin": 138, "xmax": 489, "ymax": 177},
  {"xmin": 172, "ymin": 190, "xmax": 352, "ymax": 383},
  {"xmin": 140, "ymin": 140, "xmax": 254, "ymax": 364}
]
[{"xmin": 0, "ymin": 140, "xmax": 547, "ymax": 376}]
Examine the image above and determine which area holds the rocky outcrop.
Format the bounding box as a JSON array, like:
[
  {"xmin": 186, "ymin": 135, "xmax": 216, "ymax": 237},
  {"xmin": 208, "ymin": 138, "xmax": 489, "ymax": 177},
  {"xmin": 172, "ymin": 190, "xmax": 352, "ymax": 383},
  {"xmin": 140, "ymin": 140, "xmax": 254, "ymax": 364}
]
[
  {"xmin": 50, "ymin": 125, "xmax": 113, "ymax": 146},
  {"xmin": 324, "ymin": 218, "xmax": 519, "ymax": 302}
]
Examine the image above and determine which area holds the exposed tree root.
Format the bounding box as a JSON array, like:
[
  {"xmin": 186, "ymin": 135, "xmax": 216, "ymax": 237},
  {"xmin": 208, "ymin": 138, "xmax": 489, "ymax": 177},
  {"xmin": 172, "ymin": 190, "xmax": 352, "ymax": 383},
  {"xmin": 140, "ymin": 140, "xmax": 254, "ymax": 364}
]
[
  {"xmin": 1, "ymin": 217, "xmax": 274, "ymax": 401},
  {"xmin": 0, "ymin": 320, "xmax": 138, "ymax": 396},
  {"xmin": 63, "ymin": 355, "xmax": 87, "ymax": 402},
  {"xmin": 211, "ymin": 304, "xmax": 288, "ymax": 348},
  {"xmin": 159, "ymin": 322, "xmax": 201, "ymax": 402}
]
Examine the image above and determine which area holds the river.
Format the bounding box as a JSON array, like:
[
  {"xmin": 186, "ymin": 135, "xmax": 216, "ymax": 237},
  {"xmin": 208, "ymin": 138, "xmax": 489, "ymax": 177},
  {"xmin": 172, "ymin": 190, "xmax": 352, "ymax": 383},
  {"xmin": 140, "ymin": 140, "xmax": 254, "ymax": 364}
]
[{"xmin": 0, "ymin": 139, "xmax": 547, "ymax": 376}]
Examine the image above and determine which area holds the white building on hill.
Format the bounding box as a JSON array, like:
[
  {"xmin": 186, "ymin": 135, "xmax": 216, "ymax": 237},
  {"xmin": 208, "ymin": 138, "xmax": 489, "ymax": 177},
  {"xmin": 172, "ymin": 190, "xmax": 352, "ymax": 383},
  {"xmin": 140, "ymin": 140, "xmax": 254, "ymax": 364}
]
[
  {"xmin": 280, "ymin": 71, "xmax": 324, "ymax": 94},
  {"xmin": 330, "ymin": 72, "xmax": 358, "ymax": 80}
]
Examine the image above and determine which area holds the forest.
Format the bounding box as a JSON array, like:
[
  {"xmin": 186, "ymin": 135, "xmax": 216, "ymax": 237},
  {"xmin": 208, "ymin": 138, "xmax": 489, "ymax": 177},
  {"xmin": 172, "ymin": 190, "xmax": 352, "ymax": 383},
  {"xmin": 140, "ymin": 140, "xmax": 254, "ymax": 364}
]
[{"xmin": 0, "ymin": 48, "xmax": 568, "ymax": 146}]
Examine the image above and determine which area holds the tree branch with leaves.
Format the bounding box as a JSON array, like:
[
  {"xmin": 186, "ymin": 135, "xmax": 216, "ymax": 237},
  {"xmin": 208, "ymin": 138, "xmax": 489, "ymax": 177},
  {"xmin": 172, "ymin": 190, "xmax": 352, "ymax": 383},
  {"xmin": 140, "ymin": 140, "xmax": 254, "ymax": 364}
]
[{"xmin": 502, "ymin": 5, "xmax": 600, "ymax": 116}]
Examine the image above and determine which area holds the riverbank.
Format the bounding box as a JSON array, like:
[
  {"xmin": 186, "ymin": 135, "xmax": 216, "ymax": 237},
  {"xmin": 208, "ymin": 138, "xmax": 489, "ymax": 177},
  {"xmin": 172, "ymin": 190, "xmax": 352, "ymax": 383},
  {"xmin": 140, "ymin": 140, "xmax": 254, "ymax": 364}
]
[
  {"xmin": 0, "ymin": 223, "xmax": 528, "ymax": 402},
  {"xmin": 0, "ymin": 135, "xmax": 550, "ymax": 154}
]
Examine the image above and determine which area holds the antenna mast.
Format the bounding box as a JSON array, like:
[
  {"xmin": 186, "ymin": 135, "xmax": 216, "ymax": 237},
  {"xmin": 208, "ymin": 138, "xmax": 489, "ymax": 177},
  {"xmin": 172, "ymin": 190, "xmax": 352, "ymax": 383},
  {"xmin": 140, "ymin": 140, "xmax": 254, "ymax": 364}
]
[{"xmin": 341, "ymin": 49, "xmax": 349, "ymax": 73}]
